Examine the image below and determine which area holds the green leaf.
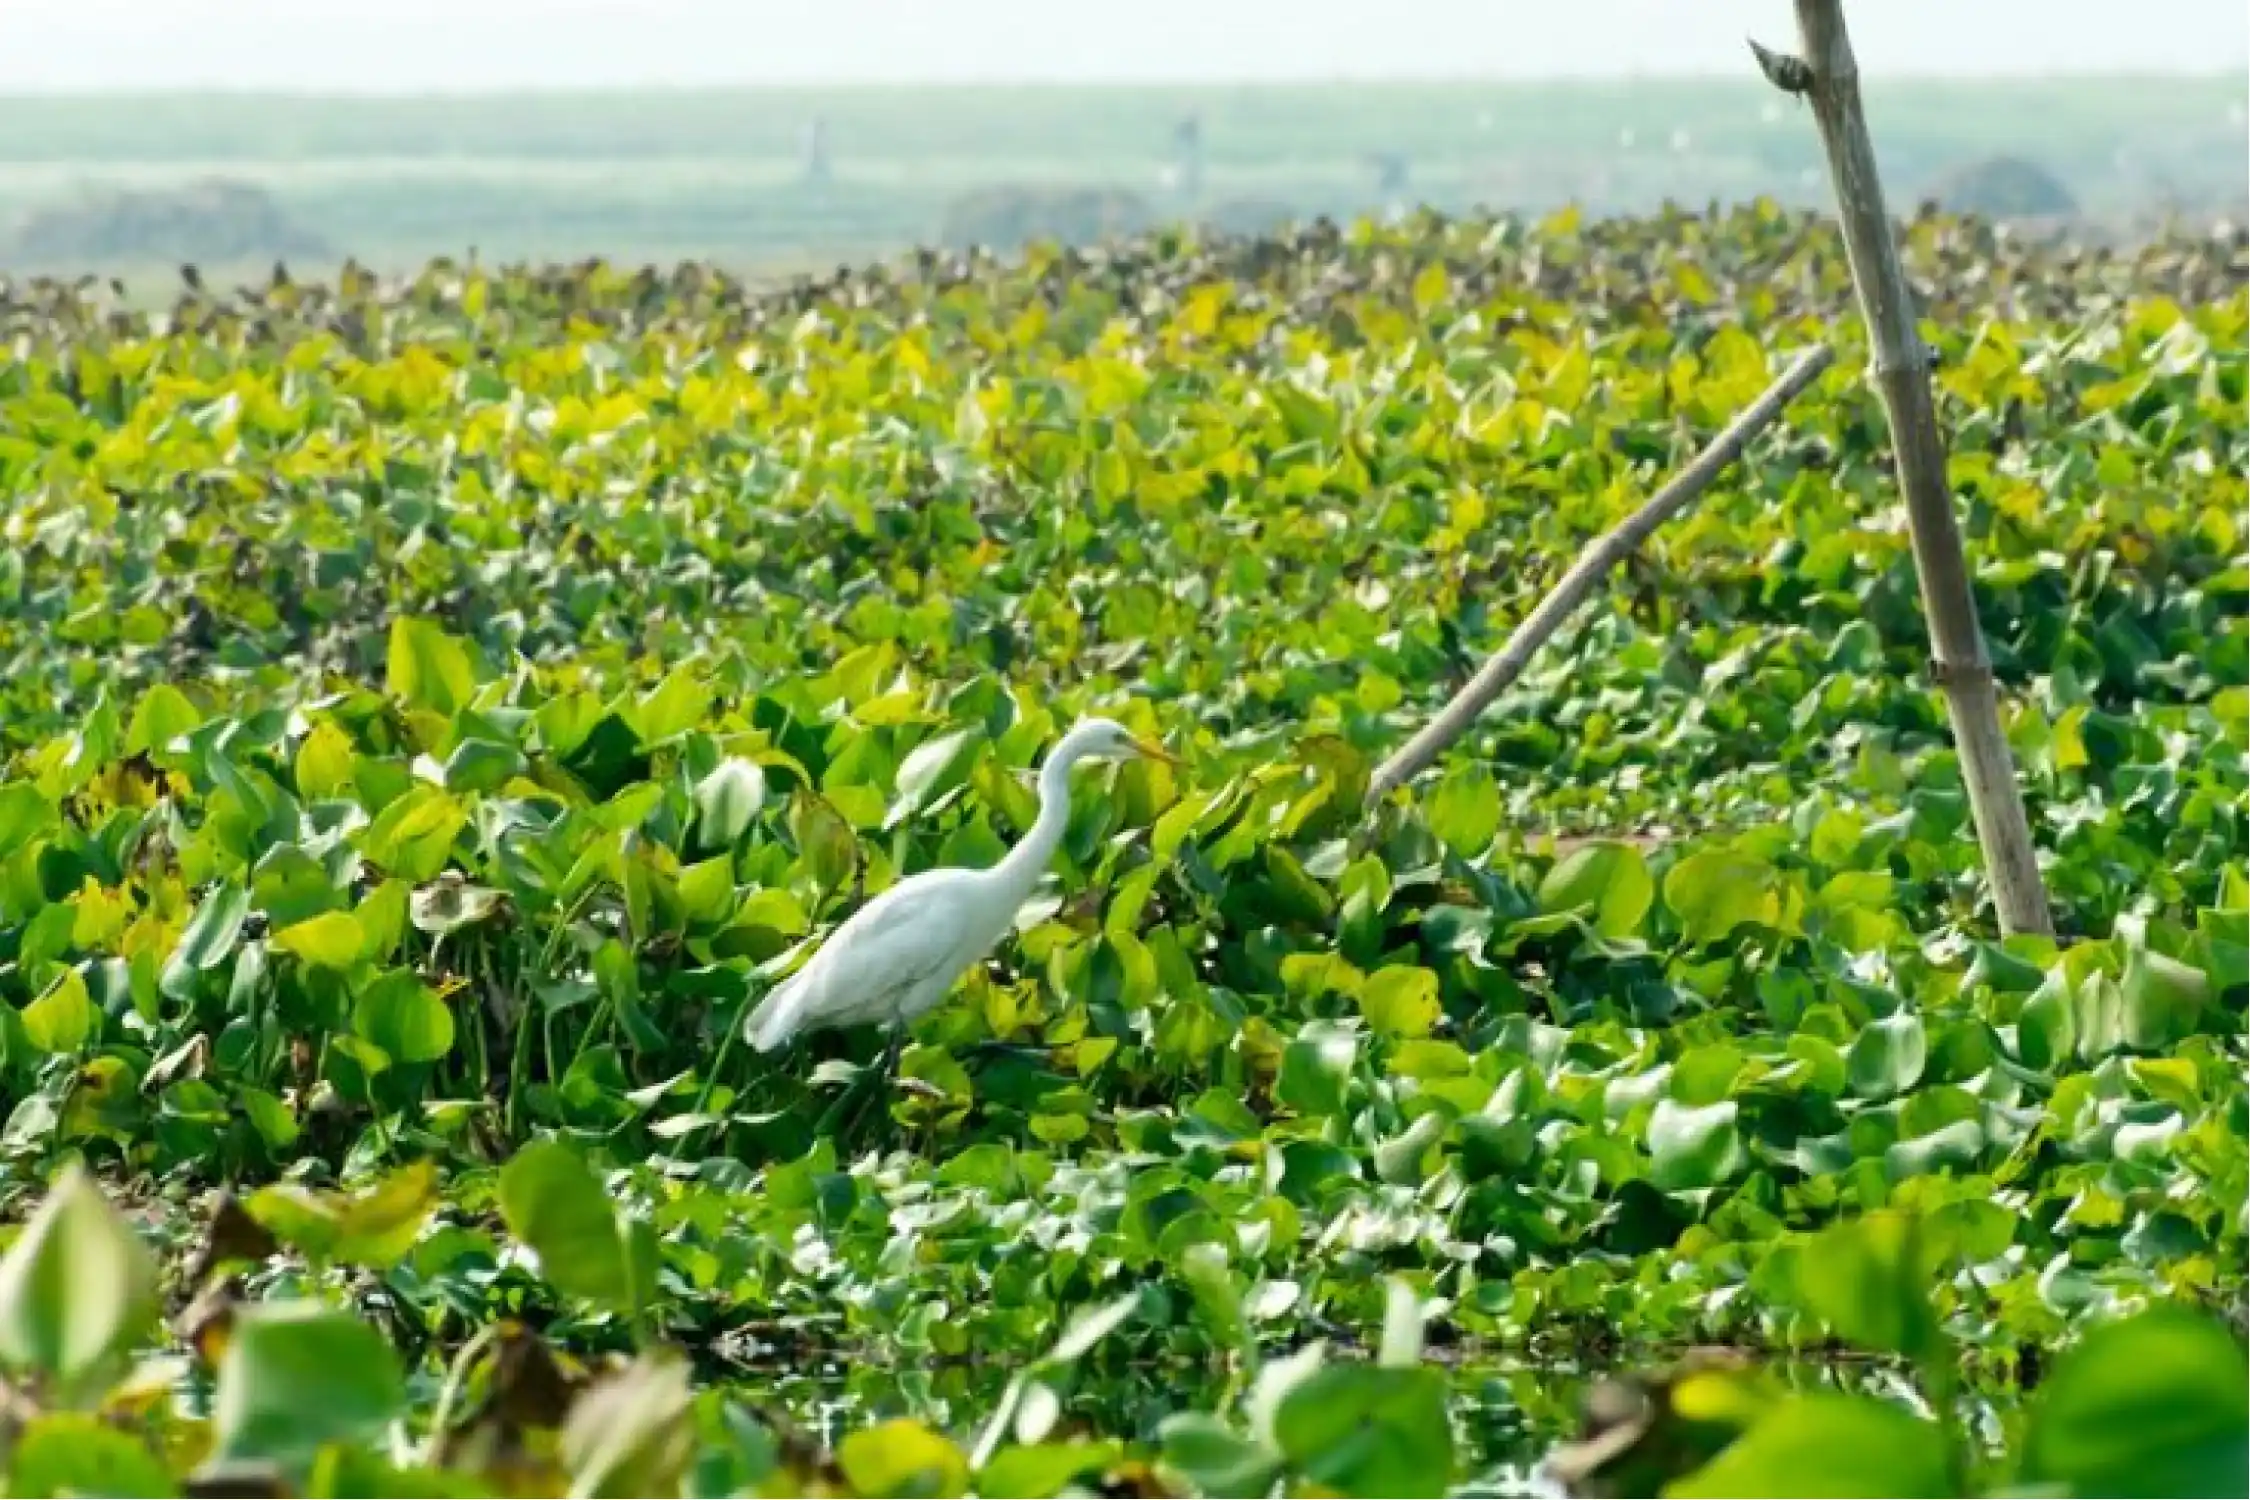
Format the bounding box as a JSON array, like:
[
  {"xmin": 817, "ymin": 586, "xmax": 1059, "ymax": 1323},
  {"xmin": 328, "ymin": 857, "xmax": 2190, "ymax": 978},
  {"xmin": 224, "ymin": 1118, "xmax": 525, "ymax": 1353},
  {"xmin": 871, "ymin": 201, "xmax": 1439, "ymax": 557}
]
[
  {"xmin": 1265, "ymin": 379, "xmax": 1339, "ymax": 446},
  {"xmin": 4, "ymin": 1413, "xmax": 176, "ymax": 1497},
  {"xmin": 293, "ymin": 722, "xmax": 357, "ymax": 800},
  {"xmin": 22, "ymin": 967, "xmax": 94, "ymax": 1053},
  {"xmin": 1884, "ymin": 1119, "xmax": 1986, "ymax": 1182},
  {"xmin": 1159, "ymin": 1413, "xmax": 1281, "ymax": 1498},
  {"xmin": 2068, "ymin": 970, "xmax": 2128, "ymax": 1063},
  {"xmin": 890, "ymin": 727, "xmax": 982, "ymax": 825},
  {"xmin": 975, "ymin": 1440, "xmax": 1117, "ymax": 1500},
  {"xmin": 2018, "ymin": 963, "xmax": 2077, "ymax": 1070},
  {"xmin": 1845, "ymin": 1012, "xmax": 1927, "ymax": 1100},
  {"xmin": 1647, "ymin": 1098, "xmax": 1745, "ymax": 1191},
  {"xmin": 1808, "ymin": 807, "xmax": 1863, "ymax": 866},
  {"xmin": 497, "ymin": 1140, "xmax": 649, "ymax": 1314},
  {"xmin": 443, "ymin": 737, "xmax": 524, "ymax": 793},
  {"xmin": 351, "ymin": 970, "xmax": 456, "ymax": 1064},
  {"xmin": 1663, "ymin": 849, "xmax": 1780, "ymax": 944},
  {"xmin": 627, "ymin": 667, "xmax": 713, "ymax": 748},
  {"xmin": 838, "ymin": 1419, "xmax": 970, "ymax": 1499},
  {"xmin": 273, "ymin": 910, "xmax": 365, "ymax": 970},
  {"xmin": 2019, "ymin": 1306, "xmax": 2249, "ymax": 1497},
  {"xmin": 1792, "ymin": 1212, "xmax": 1946, "ymax": 1370},
  {"xmin": 1539, "ymin": 841, "xmax": 1654, "ymax": 938},
  {"xmin": 250, "ymin": 846, "xmax": 345, "ymax": 929},
  {"xmin": 354, "ymin": 880, "xmax": 410, "ymax": 963},
  {"xmin": 1359, "ymin": 965, "xmax": 1440, "ymax": 1039},
  {"xmin": 1277, "ymin": 1022, "xmax": 1358, "ymax": 1118},
  {"xmin": 63, "ymin": 687, "xmax": 121, "ymax": 781},
  {"xmin": 384, "ymin": 616, "xmax": 477, "ymax": 715},
  {"xmin": 246, "ymin": 1162, "xmax": 438, "ymax": 1270},
  {"xmin": 359, "ymin": 786, "xmax": 469, "ymax": 883},
  {"xmin": 0, "ymin": 1165, "xmax": 160, "ymax": 1401},
  {"xmin": 239, "ymin": 1089, "xmax": 301, "ymax": 1152},
  {"xmin": 1965, "ymin": 937, "xmax": 2048, "ymax": 995},
  {"xmin": 2120, "ymin": 943, "xmax": 2211, "ymax": 1050},
  {"xmin": 1272, "ymin": 1363, "xmax": 1455, "ymax": 1498},
  {"xmin": 1920, "ymin": 1198, "xmax": 2017, "ymax": 1265},
  {"xmin": 1374, "ymin": 1110, "xmax": 1447, "ymax": 1186},
  {"xmin": 124, "ymin": 684, "xmax": 202, "ymax": 758},
  {"xmin": 1668, "ymin": 1393, "xmax": 1953, "ymax": 1498},
  {"xmin": 1045, "ymin": 1289, "xmax": 1146, "ymax": 1365},
  {"xmin": 211, "ymin": 1303, "xmax": 404, "ymax": 1466},
  {"xmin": 161, "ymin": 880, "xmax": 250, "ymax": 999},
  {"xmin": 676, "ymin": 856, "xmax": 736, "ymax": 925},
  {"xmin": 1179, "ymin": 1243, "xmax": 1251, "ymax": 1360},
  {"xmin": 788, "ymin": 793, "xmax": 858, "ymax": 894},
  {"xmin": 1426, "ymin": 767, "xmax": 1501, "ymax": 857},
  {"xmin": 0, "ymin": 781, "xmax": 59, "ymax": 860},
  {"xmin": 1670, "ymin": 1043, "xmax": 1745, "ymax": 1106}
]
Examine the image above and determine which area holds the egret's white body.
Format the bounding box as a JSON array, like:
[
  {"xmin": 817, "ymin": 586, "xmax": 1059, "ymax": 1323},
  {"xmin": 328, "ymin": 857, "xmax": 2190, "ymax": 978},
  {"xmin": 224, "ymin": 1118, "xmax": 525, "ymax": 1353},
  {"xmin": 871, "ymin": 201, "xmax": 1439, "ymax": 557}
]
[{"xmin": 744, "ymin": 717, "xmax": 1174, "ymax": 1054}]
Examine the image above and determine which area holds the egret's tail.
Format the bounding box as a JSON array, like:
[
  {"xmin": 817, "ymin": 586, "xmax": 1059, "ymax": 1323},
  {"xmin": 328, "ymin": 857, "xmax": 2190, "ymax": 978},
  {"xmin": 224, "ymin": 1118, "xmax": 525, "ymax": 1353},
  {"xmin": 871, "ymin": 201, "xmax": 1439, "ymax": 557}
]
[{"xmin": 743, "ymin": 970, "xmax": 808, "ymax": 1053}]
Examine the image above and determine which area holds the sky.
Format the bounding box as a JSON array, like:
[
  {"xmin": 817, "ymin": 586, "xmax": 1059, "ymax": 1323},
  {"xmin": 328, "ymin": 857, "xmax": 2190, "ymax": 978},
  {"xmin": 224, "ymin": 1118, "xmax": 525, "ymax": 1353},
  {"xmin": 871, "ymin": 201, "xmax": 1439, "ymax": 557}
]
[{"xmin": 3, "ymin": 0, "xmax": 2245, "ymax": 91}]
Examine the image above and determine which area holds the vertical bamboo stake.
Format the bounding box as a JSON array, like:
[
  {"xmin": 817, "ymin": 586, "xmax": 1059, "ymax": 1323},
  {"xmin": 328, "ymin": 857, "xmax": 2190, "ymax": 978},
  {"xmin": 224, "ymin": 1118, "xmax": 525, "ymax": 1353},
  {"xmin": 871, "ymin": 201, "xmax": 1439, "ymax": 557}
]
[{"xmin": 1752, "ymin": 1, "xmax": 2055, "ymax": 937}]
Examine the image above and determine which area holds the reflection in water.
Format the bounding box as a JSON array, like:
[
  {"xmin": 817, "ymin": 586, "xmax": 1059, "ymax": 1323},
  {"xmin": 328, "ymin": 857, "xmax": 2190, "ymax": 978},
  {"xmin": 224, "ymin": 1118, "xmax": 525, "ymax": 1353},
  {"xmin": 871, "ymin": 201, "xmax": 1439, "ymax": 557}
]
[
  {"xmin": 710, "ymin": 1354, "xmax": 1560, "ymax": 1493},
  {"xmin": 705, "ymin": 1349, "xmax": 2022, "ymax": 1497}
]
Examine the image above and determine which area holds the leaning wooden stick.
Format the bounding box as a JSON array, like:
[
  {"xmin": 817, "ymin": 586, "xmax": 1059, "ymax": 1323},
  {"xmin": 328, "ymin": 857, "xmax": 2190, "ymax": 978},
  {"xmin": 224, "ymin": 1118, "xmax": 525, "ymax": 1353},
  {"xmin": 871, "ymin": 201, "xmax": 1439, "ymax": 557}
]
[{"xmin": 1366, "ymin": 343, "xmax": 1834, "ymax": 805}]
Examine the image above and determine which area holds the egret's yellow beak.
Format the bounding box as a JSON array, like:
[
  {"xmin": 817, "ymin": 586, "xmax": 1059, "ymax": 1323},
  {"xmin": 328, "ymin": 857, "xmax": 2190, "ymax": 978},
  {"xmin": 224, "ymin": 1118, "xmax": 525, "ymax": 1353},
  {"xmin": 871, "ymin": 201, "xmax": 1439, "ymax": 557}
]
[{"xmin": 1131, "ymin": 736, "xmax": 1185, "ymax": 767}]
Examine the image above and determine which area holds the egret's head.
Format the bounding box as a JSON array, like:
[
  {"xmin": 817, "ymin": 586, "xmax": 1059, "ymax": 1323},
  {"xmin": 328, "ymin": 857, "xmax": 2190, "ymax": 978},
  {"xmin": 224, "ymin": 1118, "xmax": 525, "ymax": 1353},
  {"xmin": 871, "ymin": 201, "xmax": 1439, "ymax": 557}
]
[{"xmin": 1065, "ymin": 716, "xmax": 1183, "ymax": 767}]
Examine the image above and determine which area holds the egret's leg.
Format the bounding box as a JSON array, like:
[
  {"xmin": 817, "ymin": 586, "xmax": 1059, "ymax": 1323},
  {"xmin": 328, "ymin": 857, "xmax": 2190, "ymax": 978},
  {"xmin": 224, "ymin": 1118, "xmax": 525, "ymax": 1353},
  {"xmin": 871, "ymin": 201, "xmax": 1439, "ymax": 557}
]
[
  {"xmin": 815, "ymin": 1046, "xmax": 878, "ymax": 1137},
  {"xmin": 853, "ymin": 1026, "xmax": 904, "ymax": 1148},
  {"xmin": 812, "ymin": 1075, "xmax": 857, "ymax": 1136},
  {"xmin": 820, "ymin": 1029, "xmax": 898, "ymax": 1144}
]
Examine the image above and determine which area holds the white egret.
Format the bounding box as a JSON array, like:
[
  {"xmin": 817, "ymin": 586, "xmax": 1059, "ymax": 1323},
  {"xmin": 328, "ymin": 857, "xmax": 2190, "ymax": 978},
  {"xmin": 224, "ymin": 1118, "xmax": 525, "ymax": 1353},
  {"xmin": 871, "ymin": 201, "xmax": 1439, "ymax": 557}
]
[{"xmin": 744, "ymin": 716, "xmax": 1181, "ymax": 1075}]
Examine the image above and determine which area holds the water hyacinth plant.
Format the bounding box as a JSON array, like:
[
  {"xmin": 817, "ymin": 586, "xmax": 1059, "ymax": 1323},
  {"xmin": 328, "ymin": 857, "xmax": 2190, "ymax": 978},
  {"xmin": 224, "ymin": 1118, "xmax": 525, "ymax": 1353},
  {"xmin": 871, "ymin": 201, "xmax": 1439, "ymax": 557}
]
[{"xmin": 0, "ymin": 195, "xmax": 2241, "ymax": 1495}]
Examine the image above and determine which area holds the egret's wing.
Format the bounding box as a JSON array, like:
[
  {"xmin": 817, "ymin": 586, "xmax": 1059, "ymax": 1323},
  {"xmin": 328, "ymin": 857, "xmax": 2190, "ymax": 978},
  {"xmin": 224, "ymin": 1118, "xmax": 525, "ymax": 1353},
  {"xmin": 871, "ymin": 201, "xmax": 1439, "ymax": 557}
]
[{"xmin": 742, "ymin": 873, "xmax": 975, "ymax": 1051}]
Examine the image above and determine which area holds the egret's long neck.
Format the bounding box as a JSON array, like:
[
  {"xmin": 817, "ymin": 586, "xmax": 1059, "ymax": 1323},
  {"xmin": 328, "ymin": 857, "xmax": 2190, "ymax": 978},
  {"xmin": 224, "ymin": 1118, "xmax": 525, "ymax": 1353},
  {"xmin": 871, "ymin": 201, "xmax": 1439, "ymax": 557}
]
[{"xmin": 992, "ymin": 739, "xmax": 1082, "ymax": 895}]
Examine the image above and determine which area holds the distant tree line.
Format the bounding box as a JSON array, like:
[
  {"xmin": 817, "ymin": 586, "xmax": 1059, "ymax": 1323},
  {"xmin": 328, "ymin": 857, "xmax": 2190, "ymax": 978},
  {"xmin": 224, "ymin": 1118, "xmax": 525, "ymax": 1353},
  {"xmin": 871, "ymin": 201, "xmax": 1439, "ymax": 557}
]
[{"xmin": 5, "ymin": 180, "xmax": 330, "ymax": 268}]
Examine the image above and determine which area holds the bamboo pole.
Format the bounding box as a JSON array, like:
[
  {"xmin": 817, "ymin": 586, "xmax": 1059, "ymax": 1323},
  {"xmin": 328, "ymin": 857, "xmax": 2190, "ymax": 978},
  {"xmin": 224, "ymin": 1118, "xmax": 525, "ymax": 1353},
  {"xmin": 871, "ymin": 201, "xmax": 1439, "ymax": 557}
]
[
  {"xmin": 1366, "ymin": 344, "xmax": 1834, "ymax": 804},
  {"xmin": 1751, "ymin": 1, "xmax": 2055, "ymax": 937}
]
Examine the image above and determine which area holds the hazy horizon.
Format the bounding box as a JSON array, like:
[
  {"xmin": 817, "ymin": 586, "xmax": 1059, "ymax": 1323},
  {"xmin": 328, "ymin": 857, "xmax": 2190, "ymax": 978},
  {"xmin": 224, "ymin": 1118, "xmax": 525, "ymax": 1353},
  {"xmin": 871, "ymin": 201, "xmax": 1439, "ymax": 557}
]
[
  {"xmin": 6, "ymin": 0, "xmax": 2246, "ymax": 92},
  {"xmin": 8, "ymin": 71, "xmax": 2247, "ymax": 100}
]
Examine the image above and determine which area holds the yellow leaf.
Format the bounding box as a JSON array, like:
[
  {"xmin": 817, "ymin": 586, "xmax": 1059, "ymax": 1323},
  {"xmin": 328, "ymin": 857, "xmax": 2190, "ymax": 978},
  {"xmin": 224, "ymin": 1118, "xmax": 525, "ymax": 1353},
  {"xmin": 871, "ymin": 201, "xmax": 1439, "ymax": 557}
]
[
  {"xmin": 838, "ymin": 1420, "xmax": 968, "ymax": 1499},
  {"xmin": 274, "ymin": 911, "xmax": 365, "ymax": 969},
  {"xmin": 2051, "ymin": 706, "xmax": 2091, "ymax": 772},
  {"xmin": 1411, "ymin": 261, "xmax": 1449, "ymax": 314},
  {"xmin": 981, "ymin": 978, "xmax": 1020, "ymax": 1038},
  {"xmin": 1540, "ymin": 344, "xmax": 1593, "ymax": 412},
  {"xmin": 120, "ymin": 910, "xmax": 184, "ymax": 963},
  {"xmin": 355, "ymin": 879, "xmax": 411, "ymax": 963},
  {"xmin": 1359, "ymin": 965, "xmax": 1442, "ymax": 1039},
  {"xmin": 1180, "ymin": 284, "xmax": 1227, "ymax": 339},
  {"xmin": 384, "ymin": 617, "xmax": 477, "ymax": 716},
  {"xmin": 70, "ymin": 878, "xmax": 133, "ymax": 951},
  {"xmin": 295, "ymin": 722, "xmax": 357, "ymax": 800},
  {"xmin": 24, "ymin": 968, "xmax": 94, "ymax": 1052}
]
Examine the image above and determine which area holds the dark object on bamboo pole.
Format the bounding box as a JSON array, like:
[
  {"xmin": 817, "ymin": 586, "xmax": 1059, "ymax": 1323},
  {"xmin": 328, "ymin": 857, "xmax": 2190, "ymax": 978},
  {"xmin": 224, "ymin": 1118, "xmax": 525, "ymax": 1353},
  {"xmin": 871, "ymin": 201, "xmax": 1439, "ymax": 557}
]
[
  {"xmin": 1751, "ymin": 1, "xmax": 2055, "ymax": 938},
  {"xmin": 1366, "ymin": 344, "xmax": 1834, "ymax": 805}
]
